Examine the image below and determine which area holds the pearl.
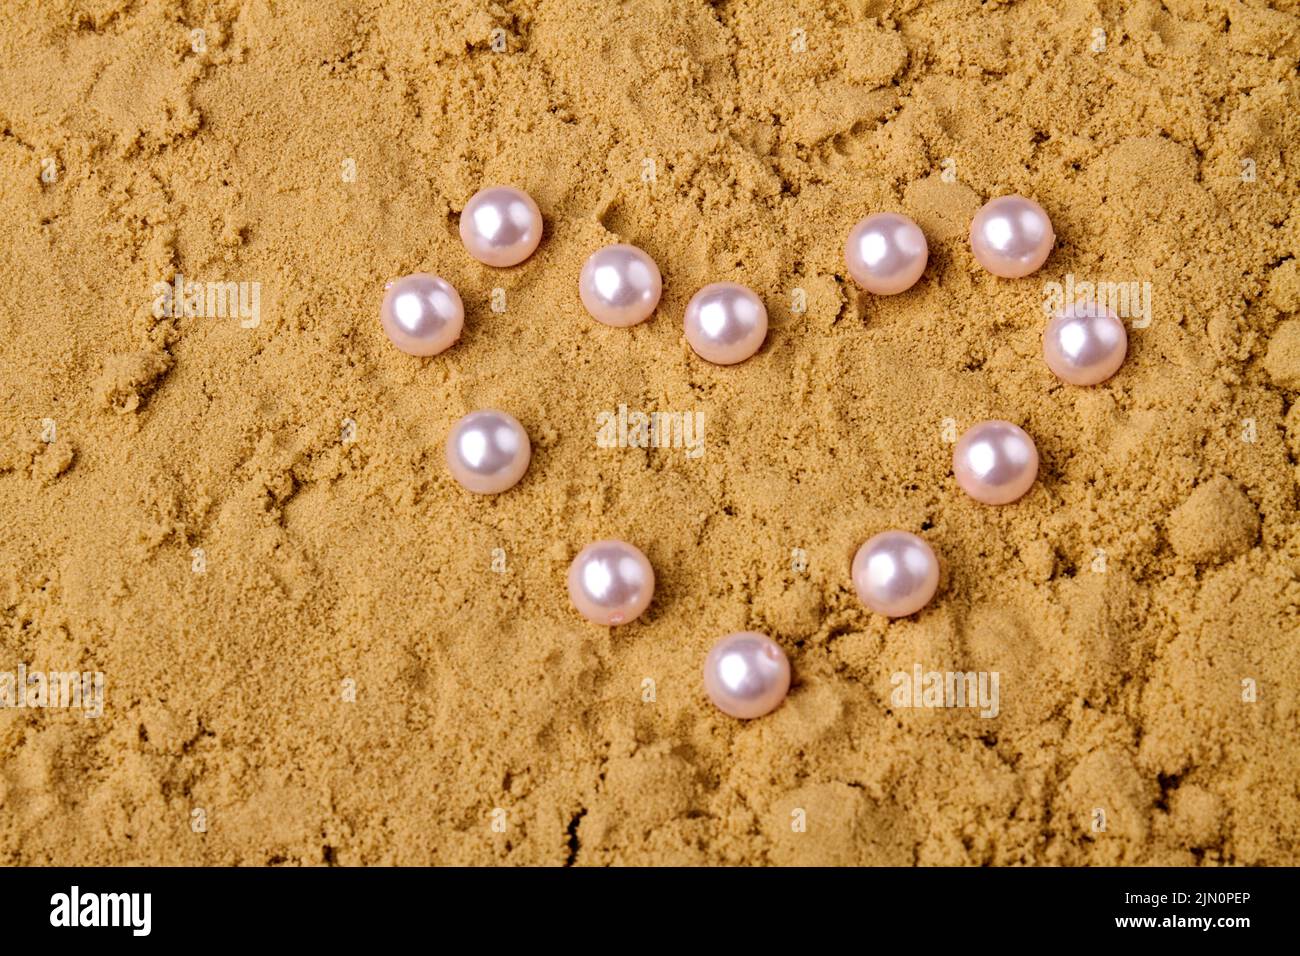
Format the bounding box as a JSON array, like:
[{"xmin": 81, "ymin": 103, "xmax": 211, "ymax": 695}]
[
  {"xmin": 953, "ymin": 420, "xmax": 1039, "ymax": 505},
  {"xmin": 844, "ymin": 212, "xmax": 928, "ymax": 295},
  {"xmin": 458, "ymin": 186, "xmax": 543, "ymax": 267},
  {"xmin": 970, "ymin": 195, "xmax": 1055, "ymax": 278},
  {"xmin": 379, "ymin": 273, "xmax": 464, "ymax": 357},
  {"xmin": 445, "ymin": 409, "xmax": 531, "ymax": 494},
  {"xmin": 852, "ymin": 531, "xmax": 940, "ymax": 618},
  {"xmin": 1043, "ymin": 301, "xmax": 1128, "ymax": 386},
  {"xmin": 703, "ymin": 631, "xmax": 791, "ymax": 720},
  {"xmin": 567, "ymin": 540, "xmax": 655, "ymax": 626},
  {"xmin": 579, "ymin": 243, "xmax": 662, "ymax": 327},
  {"xmin": 683, "ymin": 282, "xmax": 767, "ymax": 365}
]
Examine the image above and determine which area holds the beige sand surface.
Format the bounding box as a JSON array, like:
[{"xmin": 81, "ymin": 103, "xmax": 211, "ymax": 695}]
[{"xmin": 1, "ymin": 0, "xmax": 1298, "ymax": 864}]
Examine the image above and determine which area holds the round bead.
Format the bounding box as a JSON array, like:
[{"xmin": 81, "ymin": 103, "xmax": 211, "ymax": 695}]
[
  {"xmin": 970, "ymin": 195, "xmax": 1054, "ymax": 278},
  {"xmin": 683, "ymin": 282, "xmax": 768, "ymax": 365},
  {"xmin": 852, "ymin": 531, "xmax": 940, "ymax": 618},
  {"xmin": 380, "ymin": 273, "xmax": 464, "ymax": 357},
  {"xmin": 459, "ymin": 186, "xmax": 543, "ymax": 267},
  {"xmin": 953, "ymin": 420, "xmax": 1039, "ymax": 505},
  {"xmin": 1043, "ymin": 301, "xmax": 1127, "ymax": 386},
  {"xmin": 567, "ymin": 539, "xmax": 655, "ymax": 626},
  {"xmin": 844, "ymin": 212, "xmax": 929, "ymax": 295},
  {"xmin": 445, "ymin": 409, "xmax": 531, "ymax": 494},
  {"xmin": 579, "ymin": 243, "xmax": 662, "ymax": 327},
  {"xmin": 703, "ymin": 631, "xmax": 791, "ymax": 720}
]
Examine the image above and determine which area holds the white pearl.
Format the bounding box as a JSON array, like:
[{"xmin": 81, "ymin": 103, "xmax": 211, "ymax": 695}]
[
  {"xmin": 459, "ymin": 186, "xmax": 543, "ymax": 267},
  {"xmin": 970, "ymin": 195, "xmax": 1054, "ymax": 278},
  {"xmin": 844, "ymin": 212, "xmax": 928, "ymax": 295},
  {"xmin": 703, "ymin": 632, "xmax": 791, "ymax": 719},
  {"xmin": 567, "ymin": 540, "xmax": 655, "ymax": 625},
  {"xmin": 379, "ymin": 273, "xmax": 463, "ymax": 357},
  {"xmin": 579, "ymin": 244, "xmax": 662, "ymax": 327},
  {"xmin": 445, "ymin": 409, "xmax": 531, "ymax": 494},
  {"xmin": 852, "ymin": 531, "xmax": 940, "ymax": 618},
  {"xmin": 1043, "ymin": 301, "xmax": 1127, "ymax": 385},
  {"xmin": 953, "ymin": 420, "xmax": 1039, "ymax": 505},
  {"xmin": 683, "ymin": 283, "xmax": 767, "ymax": 365}
]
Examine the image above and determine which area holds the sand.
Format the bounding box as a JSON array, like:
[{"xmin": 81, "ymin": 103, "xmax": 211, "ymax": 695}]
[{"xmin": 1, "ymin": 0, "xmax": 1298, "ymax": 865}]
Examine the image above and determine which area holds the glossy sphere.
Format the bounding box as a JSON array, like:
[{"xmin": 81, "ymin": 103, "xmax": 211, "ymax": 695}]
[
  {"xmin": 380, "ymin": 273, "xmax": 464, "ymax": 357},
  {"xmin": 1043, "ymin": 301, "xmax": 1128, "ymax": 386},
  {"xmin": 953, "ymin": 420, "xmax": 1039, "ymax": 505},
  {"xmin": 844, "ymin": 212, "xmax": 929, "ymax": 295},
  {"xmin": 579, "ymin": 244, "xmax": 662, "ymax": 327},
  {"xmin": 683, "ymin": 282, "xmax": 768, "ymax": 365},
  {"xmin": 970, "ymin": 195, "xmax": 1054, "ymax": 278},
  {"xmin": 445, "ymin": 409, "xmax": 531, "ymax": 494},
  {"xmin": 703, "ymin": 631, "xmax": 791, "ymax": 720},
  {"xmin": 567, "ymin": 539, "xmax": 655, "ymax": 625},
  {"xmin": 459, "ymin": 186, "xmax": 543, "ymax": 267},
  {"xmin": 852, "ymin": 531, "xmax": 940, "ymax": 618}
]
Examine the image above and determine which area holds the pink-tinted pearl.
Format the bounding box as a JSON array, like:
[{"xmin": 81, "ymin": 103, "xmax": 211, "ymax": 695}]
[
  {"xmin": 379, "ymin": 273, "xmax": 464, "ymax": 357},
  {"xmin": 970, "ymin": 195, "xmax": 1055, "ymax": 278},
  {"xmin": 844, "ymin": 212, "xmax": 929, "ymax": 295},
  {"xmin": 459, "ymin": 186, "xmax": 543, "ymax": 267},
  {"xmin": 1043, "ymin": 301, "xmax": 1128, "ymax": 386},
  {"xmin": 852, "ymin": 531, "xmax": 940, "ymax": 618},
  {"xmin": 953, "ymin": 420, "xmax": 1039, "ymax": 505},
  {"xmin": 445, "ymin": 409, "xmax": 531, "ymax": 494},
  {"xmin": 703, "ymin": 632, "xmax": 791, "ymax": 720},
  {"xmin": 579, "ymin": 243, "xmax": 662, "ymax": 327},
  {"xmin": 567, "ymin": 540, "xmax": 655, "ymax": 626},
  {"xmin": 683, "ymin": 282, "xmax": 767, "ymax": 365}
]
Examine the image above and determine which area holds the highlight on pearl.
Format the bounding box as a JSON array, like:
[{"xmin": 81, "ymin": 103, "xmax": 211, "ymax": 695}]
[
  {"xmin": 579, "ymin": 243, "xmax": 662, "ymax": 328},
  {"xmin": 458, "ymin": 185, "xmax": 543, "ymax": 267},
  {"xmin": 683, "ymin": 282, "xmax": 768, "ymax": 365},
  {"xmin": 703, "ymin": 631, "xmax": 791, "ymax": 720},
  {"xmin": 953, "ymin": 419, "xmax": 1039, "ymax": 505},
  {"xmin": 1043, "ymin": 300, "xmax": 1128, "ymax": 386},
  {"xmin": 851, "ymin": 531, "xmax": 940, "ymax": 618},
  {"xmin": 844, "ymin": 212, "xmax": 929, "ymax": 295},
  {"xmin": 567, "ymin": 539, "xmax": 655, "ymax": 626},
  {"xmin": 969, "ymin": 195, "xmax": 1055, "ymax": 279},
  {"xmin": 379, "ymin": 273, "xmax": 464, "ymax": 357},
  {"xmin": 445, "ymin": 409, "xmax": 532, "ymax": 495}
]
